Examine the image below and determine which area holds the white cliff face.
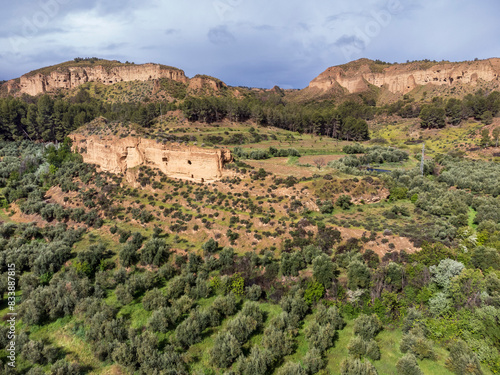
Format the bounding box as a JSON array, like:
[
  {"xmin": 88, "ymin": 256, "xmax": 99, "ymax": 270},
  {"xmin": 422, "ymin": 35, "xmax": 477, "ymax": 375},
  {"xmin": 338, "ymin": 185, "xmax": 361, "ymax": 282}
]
[
  {"xmin": 70, "ymin": 134, "xmax": 233, "ymax": 183},
  {"xmin": 309, "ymin": 58, "xmax": 500, "ymax": 94},
  {"xmin": 12, "ymin": 63, "xmax": 188, "ymax": 96}
]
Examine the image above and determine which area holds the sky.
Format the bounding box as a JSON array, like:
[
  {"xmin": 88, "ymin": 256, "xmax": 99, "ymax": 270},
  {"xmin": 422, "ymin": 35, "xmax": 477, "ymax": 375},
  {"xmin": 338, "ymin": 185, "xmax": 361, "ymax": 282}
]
[{"xmin": 1, "ymin": 0, "xmax": 499, "ymax": 89}]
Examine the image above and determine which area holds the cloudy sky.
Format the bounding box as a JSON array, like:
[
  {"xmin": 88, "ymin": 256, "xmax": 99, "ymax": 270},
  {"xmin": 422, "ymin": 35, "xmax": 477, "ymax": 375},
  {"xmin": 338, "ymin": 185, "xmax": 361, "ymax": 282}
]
[{"xmin": 1, "ymin": 0, "xmax": 499, "ymax": 88}]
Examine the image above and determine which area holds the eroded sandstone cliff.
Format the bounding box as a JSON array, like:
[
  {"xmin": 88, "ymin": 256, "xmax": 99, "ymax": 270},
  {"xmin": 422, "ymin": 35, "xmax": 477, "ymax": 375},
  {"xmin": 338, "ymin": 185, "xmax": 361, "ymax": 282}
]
[
  {"xmin": 309, "ymin": 58, "xmax": 500, "ymax": 95},
  {"xmin": 70, "ymin": 134, "xmax": 233, "ymax": 183},
  {"xmin": 7, "ymin": 63, "xmax": 189, "ymax": 96}
]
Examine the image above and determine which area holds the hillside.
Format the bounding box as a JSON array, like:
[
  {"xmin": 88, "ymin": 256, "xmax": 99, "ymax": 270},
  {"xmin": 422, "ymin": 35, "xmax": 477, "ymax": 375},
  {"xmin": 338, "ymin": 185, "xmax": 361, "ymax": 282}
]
[
  {"xmin": 0, "ymin": 58, "xmax": 229, "ymax": 98},
  {"xmin": 0, "ymin": 58, "xmax": 499, "ymax": 375},
  {"xmin": 291, "ymin": 58, "xmax": 500, "ymax": 103}
]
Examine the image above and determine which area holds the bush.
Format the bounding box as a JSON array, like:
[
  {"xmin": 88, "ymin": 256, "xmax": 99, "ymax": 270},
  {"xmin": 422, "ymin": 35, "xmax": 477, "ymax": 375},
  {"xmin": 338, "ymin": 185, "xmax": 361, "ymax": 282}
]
[
  {"xmin": 202, "ymin": 238, "xmax": 219, "ymax": 254},
  {"xmin": 430, "ymin": 258, "xmax": 465, "ymax": 290},
  {"xmin": 141, "ymin": 288, "xmax": 167, "ymax": 311},
  {"xmin": 366, "ymin": 339, "xmax": 381, "ymax": 360},
  {"xmin": 336, "ymin": 195, "xmax": 353, "ymax": 210},
  {"xmin": 348, "ymin": 335, "xmax": 367, "ymax": 358},
  {"xmin": 305, "ymin": 322, "xmax": 336, "ymax": 352},
  {"xmin": 347, "ymin": 260, "xmax": 371, "ymax": 290},
  {"xmin": 49, "ymin": 360, "xmax": 82, "ymax": 375},
  {"xmin": 304, "ymin": 281, "xmax": 325, "ymax": 305},
  {"xmin": 316, "ymin": 305, "xmax": 345, "ymax": 330},
  {"xmin": 340, "ymin": 357, "xmax": 378, "ymax": 375},
  {"xmin": 445, "ymin": 340, "xmax": 483, "ymax": 375},
  {"xmin": 234, "ymin": 346, "xmax": 271, "ymax": 375},
  {"xmin": 402, "ymin": 308, "xmax": 426, "ymax": 334},
  {"xmin": 140, "ymin": 238, "xmax": 170, "ymax": 266},
  {"xmin": 276, "ymin": 362, "xmax": 306, "ymax": 375},
  {"xmin": 246, "ymin": 284, "xmax": 262, "ymax": 301},
  {"xmin": 400, "ymin": 329, "xmax": 435, "ymax": 360},
  {"xmin": 210, "ymin": 331, "xmax": 242, "ymax": 368},
  {"xmin": 303, "ymin": 348, "xmax": 326, "ymax": 374},
  {"xmin": 396, "ymin": 353, "xmax": 423, "ymax": 375},
  {"xmin": 353, "ymin": 314, "xmax": 382, "ymax": 341},
  {"xmin": 313, "ymin": 253, "xmax": 336, "ymax": 289}
]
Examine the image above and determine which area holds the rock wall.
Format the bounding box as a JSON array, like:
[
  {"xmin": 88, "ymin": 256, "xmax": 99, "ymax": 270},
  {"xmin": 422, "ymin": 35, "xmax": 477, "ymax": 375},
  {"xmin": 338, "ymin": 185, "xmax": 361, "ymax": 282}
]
[
  {"xmin": 10, "ymin": 63, "xmax": 188, "ymax": 96},
  {"xmin": 70, "ymin": 134, "xmax": 232, "ymax": 182},
  {"xmin": 309, "ymin": 58, "xmax": 500, "ymax": 94}
]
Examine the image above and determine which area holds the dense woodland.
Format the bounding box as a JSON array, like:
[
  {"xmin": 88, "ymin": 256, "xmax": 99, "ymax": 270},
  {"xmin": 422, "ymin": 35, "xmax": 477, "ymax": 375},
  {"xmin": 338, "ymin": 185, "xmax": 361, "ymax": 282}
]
[
  {"xmin": 2, "ymin": 87, "xmax": 499, "ymax": 145},
  {"xmin": 0, "ymin": 77, "xmax": 499, "ymax": 374}
]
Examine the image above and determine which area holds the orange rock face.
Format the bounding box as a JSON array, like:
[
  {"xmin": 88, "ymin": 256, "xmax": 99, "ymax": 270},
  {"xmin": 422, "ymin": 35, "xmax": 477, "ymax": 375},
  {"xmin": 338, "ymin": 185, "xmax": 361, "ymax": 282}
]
[
  {"xmin": 309, "ymin": 58, "xmax": 500, "ymax": 94},
  {"xmin": 70, "ymin": 134, "xmax": 233, "ymax": 183},
  {"xmin": 10, "ymin": 63, "xmax": 188, "ymax": 96}
]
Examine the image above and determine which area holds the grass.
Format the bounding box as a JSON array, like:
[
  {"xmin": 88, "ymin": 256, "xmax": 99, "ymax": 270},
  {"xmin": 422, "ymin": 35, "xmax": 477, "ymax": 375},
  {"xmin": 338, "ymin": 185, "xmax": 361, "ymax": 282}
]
[
  {"xmin": 468, "ymin": 207, "xmax": 478, "ymax": 229},
  {"xmin": 324, "ymin": 319, "xmax": 459, "ymax": 375},
  {"xmin": 29, "ymin": 317, "xmax": 102, "ymax": 372}
]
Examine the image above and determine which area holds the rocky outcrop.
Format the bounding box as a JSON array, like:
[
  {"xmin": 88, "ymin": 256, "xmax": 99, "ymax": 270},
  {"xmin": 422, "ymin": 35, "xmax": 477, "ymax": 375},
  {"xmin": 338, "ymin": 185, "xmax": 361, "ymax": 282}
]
[
  {"xmin": 8, "ymin": 63, "xmax": 189, "ymax": 96},
  {"xmin": 188, "ymin": 75, "xmax": 227, "ymax": 92},
  {"xmin": 309, "ymin": 58, "xmax": 500, "ymax": 94},
  {"xmin": 70, "ymin": 134, "xmax": 232, "ymax": 182}
]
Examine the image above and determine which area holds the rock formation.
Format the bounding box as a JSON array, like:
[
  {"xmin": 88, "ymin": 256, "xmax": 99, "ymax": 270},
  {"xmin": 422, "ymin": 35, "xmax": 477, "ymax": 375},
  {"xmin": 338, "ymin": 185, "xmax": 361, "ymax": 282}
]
[
  {"xmin": 70, "ymin": 134, "xmax": 233, "ymax": 183},
  {"xmin": 6, "ymin": 63, "xmax": 189, "ymax": 96},
  {"xmin": 309, "ymin": 58, "xmax": 500, "ymax": 95},
  {"xmin": 188, "ymin": 75, "xmax": 227, "ymax": 92}
]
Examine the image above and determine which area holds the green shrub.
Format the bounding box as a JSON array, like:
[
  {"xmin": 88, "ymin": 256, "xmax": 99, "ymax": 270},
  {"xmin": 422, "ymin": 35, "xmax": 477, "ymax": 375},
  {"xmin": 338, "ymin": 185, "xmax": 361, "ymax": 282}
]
[
  {"xmin": 336, "ymin": 195, "xmax": 353, "ymax": 210},
  {"xmin": 340, "ymin": 357, "xmax": 378, "ymax": 375},
  {"xmin": 396, "ymin": 353, "xmax": 423, "ymax": 375},
  {"xmin": 353, "ymin": 314, "xmax": 382, "ymax": 341},
  {"xmin": 445, "ymin": 340, "xmax": 483, "ymax": 375}
]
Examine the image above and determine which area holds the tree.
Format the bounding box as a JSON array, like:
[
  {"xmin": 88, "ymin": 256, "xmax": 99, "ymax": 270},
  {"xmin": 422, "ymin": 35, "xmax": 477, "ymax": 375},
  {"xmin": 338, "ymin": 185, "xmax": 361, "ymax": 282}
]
[
  {"xmin": 303, "ymin": 348, "xmax": 326, "ymax": 374},
  {"xmin": 49, "ymin": 359, "xmax": 82, "ymax": 375},
  {"xmin": 246, "ymin": 284, "xmax": 262, "ymax": 301},
  {"xmin": 348, "ymin": 260, "xmax": 371, "ymax": 290},
  {"xmin": 445, "ymin": 98, "xmax": 464, "ymax": 125},
  {"xmin": 492, "ymin": 127, "xmax": 500, "ymax": 147},
  {"xmin": 261, "ymin": 327, "xmax": 295, "ymax": 361},
  {"xmin": 480, "ymin": 128, "xmax": 491, "ymax": 148},
  {"xmin": 348, "ymin": 335, "xmax": 367, "ymax": 358},
  {"xmin": 419, "ymin": 105, "xmax": 446, "ymax": 129},
  {"xmin": 141, "ymin": 288, "xmax": 167, "ymax": 311},
  {"xmin": 471, "ymin": 246, "xmax": 500, "ymax": 271},
  {"xmin": 21, "ymin": 340, "xmax": 45, "ymax": 364},
  {"xmin": 396, "ymin": 353, "xmax": 423, "ymax": 375},
  {"xmin": 400, "ymin": 328, "xmax": 435, "ymax": 360},
  {"xmin": 314, "ymin": 157, "xmax": 326, "ymax": 170},
  {"xmin": 210, "ymin": 331, "xmax": 242, "ymax": 368},
  {"xmin": 336, "ymin": 195, "xmax": 353, "ymax": 210},
  {"xmin": 235, "ymin": 347, "xmax": 271, "ymax": 375},
  {"xmin": 313, "ymin": 254, "xmax": 336, "ymax": 289},
  {"xmin": 340, "ymin": 357, "xmax": 378, "ymax": 375},
  {"xmin": 304, "ymin": 281, "xmax": 325, "ymax": 305},
  {"xmin": 353, "ymin": 314, "xmax": 382, "ymax": 341},
  {"xmin": 315, "ymin": 225, "xmax": 342, "ymax": 253},
  {"xmin": 445, "ymin": 340, "xmax": 483, "ymax": 375},
  {"xmin": 429, "ymin": 259, "xmax": 464, "ymax": 290},
  {"xmin": 316, "ymin": 305, "xmax": 345, "ymax": 330},
  {"xmin": 140, "ymin": 238, "xmax": 170, "ymax": 266},
  {"xmin": 202, "ymin": 238, "xmax": 219, "ymax": 254},
  {"xmin": 276, "ymin": 362, "xmax": 306, "ymax": 375},
  {"xmin": 306, "ymin": 322, "xmax": 336, "ymax": 352},
  {"xmin": 481, "ymin": 110, "xmax": 493, "ymax": 125}
]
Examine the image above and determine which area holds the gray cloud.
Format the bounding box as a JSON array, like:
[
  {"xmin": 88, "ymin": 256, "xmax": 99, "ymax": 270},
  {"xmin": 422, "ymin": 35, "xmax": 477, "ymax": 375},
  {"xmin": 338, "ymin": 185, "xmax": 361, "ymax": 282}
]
[
  {"xmin": 207, "ymin": 25, "xmax": 235, "ymax": 45},
  {"xmin": 0, "ymin": 0, "xmax": 499, "ymax": 88},
  {"xmin": 334, "ymin": 35, "xmax": 366, "ymax": 49},
  {"xmin": 165, "ymin": 28, "xmax": 179, "ymax": 35}
]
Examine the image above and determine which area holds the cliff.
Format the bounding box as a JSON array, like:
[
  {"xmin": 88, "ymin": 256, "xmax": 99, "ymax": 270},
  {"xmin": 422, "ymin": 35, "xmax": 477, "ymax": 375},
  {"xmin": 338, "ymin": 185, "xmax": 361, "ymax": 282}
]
[
  {"xmin": 309, "ymin": 58, "xmax": 500, "ymax": 95},
  {"xmin": 70, "ymin": 134, "xmax": 233, "ymax": 183},
  {"xmin": 5, "ymin": 62, "xmax": 189, "ymax": 96}
]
